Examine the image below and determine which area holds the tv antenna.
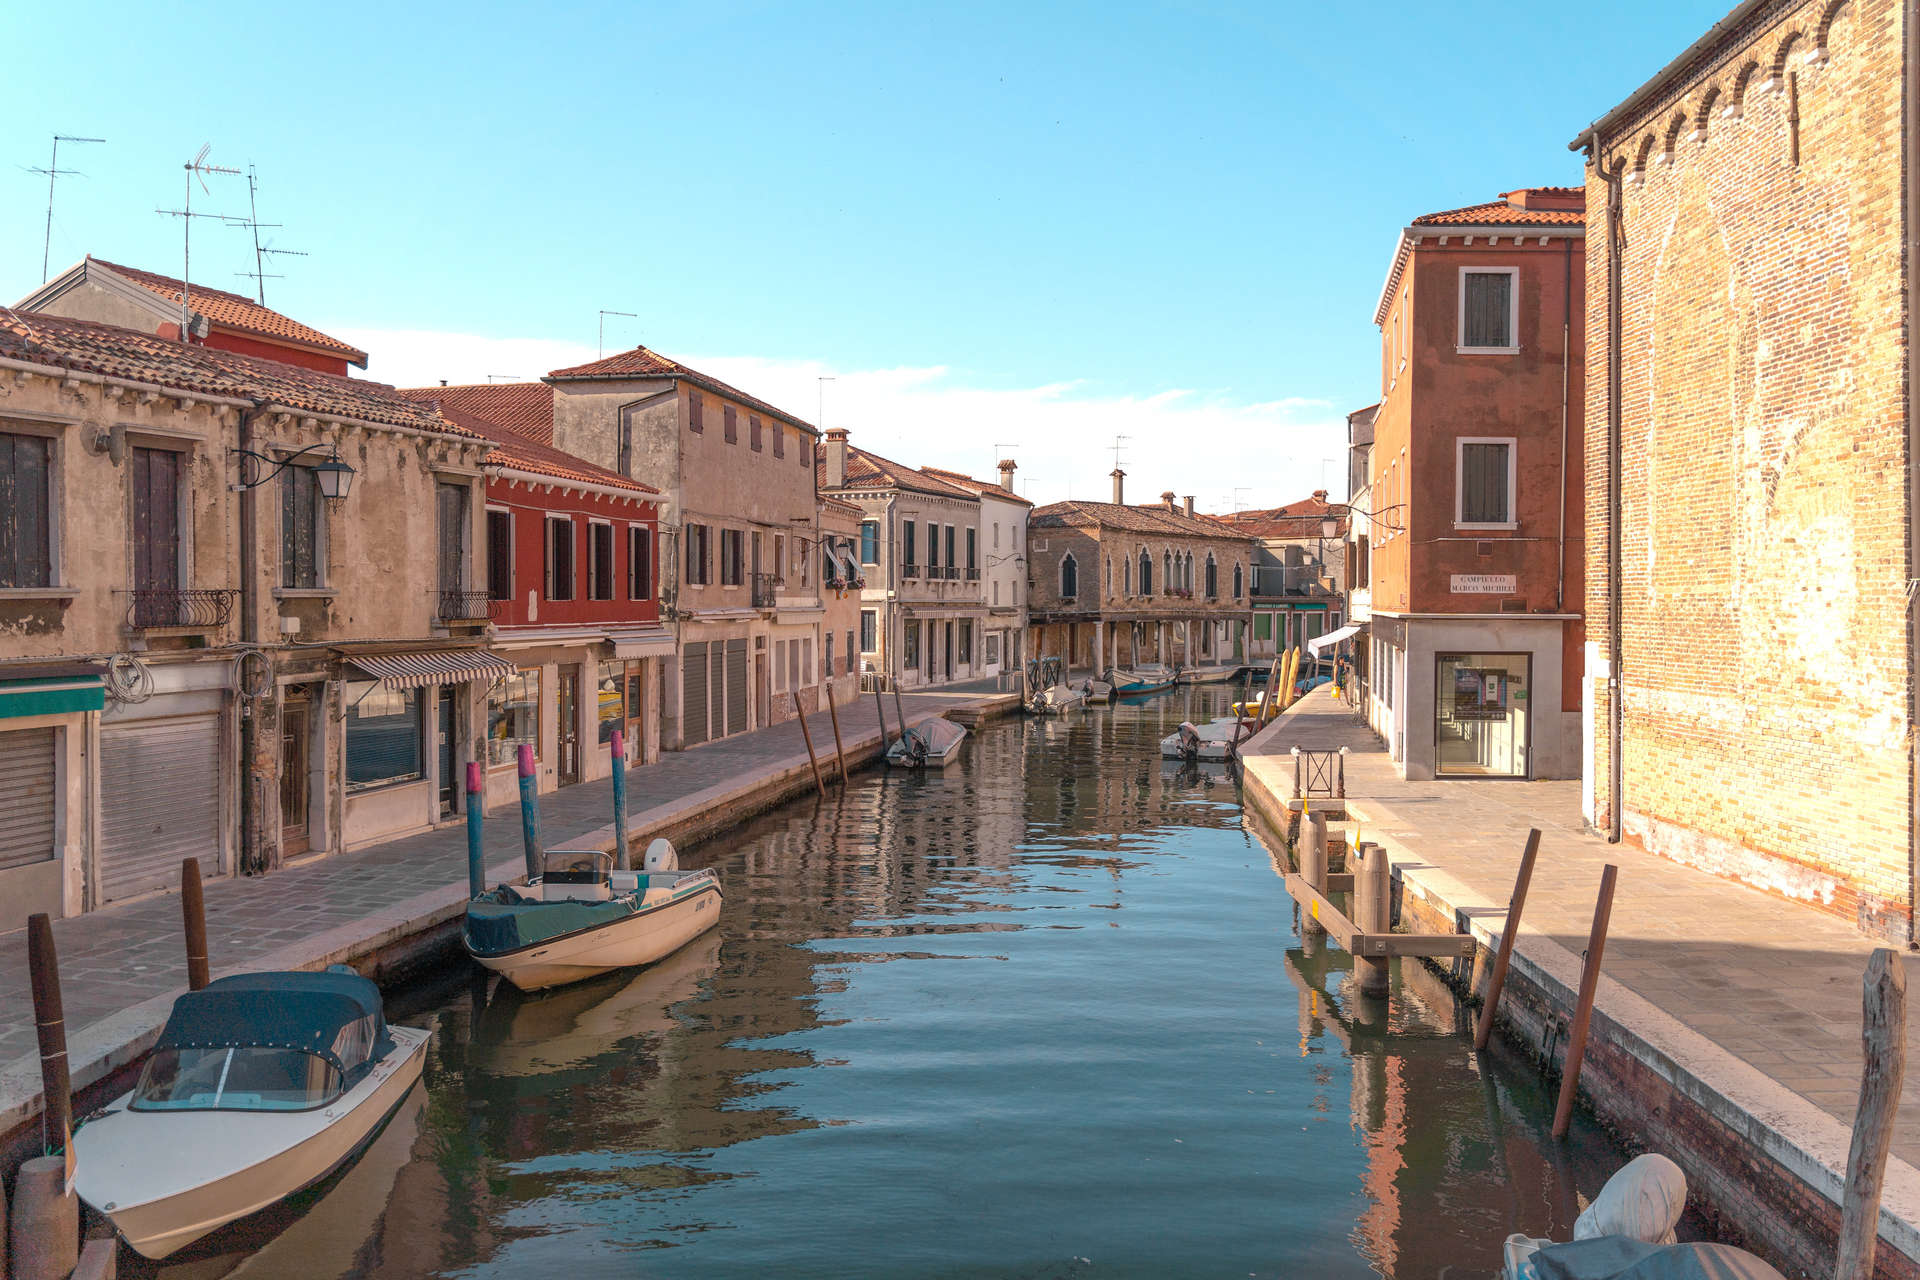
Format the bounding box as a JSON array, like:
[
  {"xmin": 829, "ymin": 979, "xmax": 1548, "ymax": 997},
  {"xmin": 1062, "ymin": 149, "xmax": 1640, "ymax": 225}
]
[
  {"xmin": 231, "ymin": 165, "xmax": 306, "ymax": 304},
  {"xmin": 27, "ymin": 134, "xmax": 105, "ymax": 284},
  {"xmin": 818, "ymin": 375, "xmax": 835, "ymax": 430},
  {"xmin": 485, "ymin": 374, "xmax": 525, "ymax": 384},
  {"xmin": 598, "ymin": 310, "xmax": 636, "ymax": 359},
  {"xmin": 994, "ymin": 442, "xmax": 1019, "ymax": 463},
  {"xmin": 1110, "ymin": 434, "xmax": 1130, "ymax": 471},
  {"xmin": 155, "ymin": 145, "xmax": 241, "ymax": 340}
]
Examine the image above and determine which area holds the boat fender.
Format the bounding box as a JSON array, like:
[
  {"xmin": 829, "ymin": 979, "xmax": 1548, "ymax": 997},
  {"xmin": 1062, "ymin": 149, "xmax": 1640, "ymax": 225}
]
[{"xmin": 643, "ymin": 838, "xmax": 679, "ymax": 872}]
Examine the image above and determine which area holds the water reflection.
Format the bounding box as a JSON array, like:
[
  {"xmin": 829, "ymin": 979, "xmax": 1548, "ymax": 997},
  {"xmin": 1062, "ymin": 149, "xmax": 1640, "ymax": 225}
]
[{"xmin": 137, "ymin": 686, "xmax": 1634, "ymax": 1279}]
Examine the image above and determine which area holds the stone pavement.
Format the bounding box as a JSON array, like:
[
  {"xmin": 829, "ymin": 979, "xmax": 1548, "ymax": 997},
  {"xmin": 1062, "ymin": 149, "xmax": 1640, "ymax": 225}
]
[
  {"xmin": 1242, "ymin": 686, "xmax": 1914, "ymax": 1158},
  {"xmin": 0, "ymin": 682, "xmax": 993, "ymax": 1129}
]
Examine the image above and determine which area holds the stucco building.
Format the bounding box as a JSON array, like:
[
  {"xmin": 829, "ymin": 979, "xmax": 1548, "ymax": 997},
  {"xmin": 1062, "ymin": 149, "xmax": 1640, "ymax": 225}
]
[
  {"xmin": 920, "ymin": 460, "xmax": 1030, "ymax": 681},
  {"xmin": 1222, "ymin": 492, "xmax": 1346, "ymax": 663},
  {"xmin": 818, "ymin": 430, "xmax": 991, "ymax": 688},
  {"xmin": 1572, "ymin": 0, "xmax": 1909, "ymax": 938},
  {"xmin": 818, "ymin": 495, "xmax": 866, "ymax": 710},
  {"xmin": 0, "ymin": 307, "xmax": 504, "ymax": 917},
  {"xmin": 1026, "ymin": 474, "xmax": 1254, "ymax": 673},
  {"xmin": 1360, "ymin": 187, "xmax": 1586, "ymax": 781}
]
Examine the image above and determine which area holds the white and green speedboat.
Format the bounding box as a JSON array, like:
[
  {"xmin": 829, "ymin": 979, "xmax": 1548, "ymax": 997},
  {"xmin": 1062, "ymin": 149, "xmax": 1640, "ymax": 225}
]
[{"xmin": 464, "ymin": 841, "xmax": 721, "ymax": 993}]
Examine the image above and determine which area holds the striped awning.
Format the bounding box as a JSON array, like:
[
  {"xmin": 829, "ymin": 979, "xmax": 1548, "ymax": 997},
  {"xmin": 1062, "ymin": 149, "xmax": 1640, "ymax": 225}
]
[{"xmin": 347, "ymin": 649, "xmax": 515, "ymax": 689}]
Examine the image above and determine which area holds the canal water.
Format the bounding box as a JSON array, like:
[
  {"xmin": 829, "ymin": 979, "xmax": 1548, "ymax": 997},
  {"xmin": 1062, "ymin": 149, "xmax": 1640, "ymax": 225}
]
[{"xmin": 145, "ymin": 687, "xmax": 1634, "ymax": 1280}]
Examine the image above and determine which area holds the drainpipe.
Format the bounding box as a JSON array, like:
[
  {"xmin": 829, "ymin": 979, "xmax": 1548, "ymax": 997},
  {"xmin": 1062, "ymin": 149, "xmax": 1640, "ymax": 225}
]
[
  {"xmin": 237, "ymin": 397, "xmax": 272, "ymax": 874},
  {"xmin": 1557, "ymin": 237, "xmax": 1572, "ymax": 613},
  {"xmin": 1587, "ymin": 131, "xmax": 1626, "ymax": 844},
  {"xmin": 1906, "ymin": 0, "xmax": 1920, "ymax": 939}
]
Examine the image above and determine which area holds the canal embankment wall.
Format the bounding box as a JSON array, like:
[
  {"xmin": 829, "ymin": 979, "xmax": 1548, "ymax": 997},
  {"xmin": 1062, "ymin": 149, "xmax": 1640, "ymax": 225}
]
[
  {"xmin": 1236, "ymin": 692, "xmax": 1920, "ymax": 1280},
  {"xmin": 0, "ymin": 692, "xmax": 1019, "ymax": 1186}
]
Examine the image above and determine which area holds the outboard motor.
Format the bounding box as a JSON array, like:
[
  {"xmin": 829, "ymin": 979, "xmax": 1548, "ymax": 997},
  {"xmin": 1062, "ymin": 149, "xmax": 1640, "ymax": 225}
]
[
  {"xmin": 642, "ymin": 838, "xmax": 679, "ymax": 873},
  {"xmin": 1175, "ymin": 722, "xmax": 1201, "ymax": 761}
]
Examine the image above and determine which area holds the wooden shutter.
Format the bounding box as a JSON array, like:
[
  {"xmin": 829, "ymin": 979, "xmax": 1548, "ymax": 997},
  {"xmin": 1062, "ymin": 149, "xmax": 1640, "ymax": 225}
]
[
  {"xmin": 487, "ymin": 510, "xmax": 513, "ymax": 599},
  {"xmin": 750, "ymin": 415, "xmax": 763, "ymax": 451},
  {"xmin": 0, "ymin": 434, "xmax": 51, "ymax": 589},
  {"xmin": 689, "ymin": 393, "xmax": 704, "ymax": 434},
  {"xmin": 1464, "ymin": 272, "xmax": 1512, "ymax": 348},
  {"xmin": 773, "ymin": 424, "xmax": 785, "ymax": 458},
  {"xmin": 436, "ymin": 482, "xmax": 468, "ymax": 594},
  {"xmin": 1461, "ymin": 443, "xmax": 1510, "ymax": 522},
  {"xmin": 724, "ymin": 406, "xmax": 738, "ymax": 443},
  {"xmin": 132, "ymin": 447, "xmax": 181, "ymax": 593}
]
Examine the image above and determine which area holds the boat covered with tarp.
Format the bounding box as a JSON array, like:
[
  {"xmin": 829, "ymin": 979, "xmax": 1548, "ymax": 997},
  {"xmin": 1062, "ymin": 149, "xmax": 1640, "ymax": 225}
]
[
  {"xmin": 74, "ymin": 969, "xmax": 430, "ymax": 1260},
  {"xmin": 886, "ymin": 716, "xmax": 969, "ymax": 766},
  {"xmin": 465, "ymin": 842, "xmax": 721, "ymax": 993}
]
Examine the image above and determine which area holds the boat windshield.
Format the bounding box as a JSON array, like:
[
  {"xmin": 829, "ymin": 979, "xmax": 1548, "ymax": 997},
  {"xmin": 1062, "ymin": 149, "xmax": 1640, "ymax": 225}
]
[{"xmin": 130, "ymin": 1045, "xmax": 343, "ymax": 1112}]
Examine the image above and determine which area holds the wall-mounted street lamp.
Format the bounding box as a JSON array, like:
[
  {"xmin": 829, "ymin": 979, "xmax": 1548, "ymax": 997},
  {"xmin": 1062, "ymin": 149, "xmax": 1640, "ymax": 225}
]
[{"xmin": 231, "ymin": 443, "xmax": 356, "ymax": 500}]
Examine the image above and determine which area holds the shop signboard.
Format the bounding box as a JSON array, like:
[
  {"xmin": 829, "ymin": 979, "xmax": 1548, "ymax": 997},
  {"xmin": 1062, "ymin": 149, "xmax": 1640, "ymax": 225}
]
[{"xmin": 1451, "ymin": 574, "xmax": 1518, "ymax": 594}]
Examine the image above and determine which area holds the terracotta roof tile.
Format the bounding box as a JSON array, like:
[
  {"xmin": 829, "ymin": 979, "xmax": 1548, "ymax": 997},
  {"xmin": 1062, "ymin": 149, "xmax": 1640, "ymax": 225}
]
[
  {"xmin": 821, "ymin": 446, "xmax": 976, "ymax": 500},
  {"xmin": 395, "ymin": 382, "xmax": 554, "ymax": 444},
  {"xmin": 545, "ymin": 344, "xmax": 814, "ymax": 435},
  {"xmin": 87, "ymin": 257, "xmax": 368, "ymax": 366},
  {"xmin": 1031, "ymin": 500, "xmax": 1252, "ymax": 539},
  {"xmin": 0, "ymin": 310, "xmax": 477, "ymax": 437},
  {"xmin": 435, "ymin": 407, "xmax": 655, "ymax": 494},
  {"xmin": 1410, "ymin": 188, "xmax": 1585, "ymax": 227},
  {"xmin": 919, "ymin": 465, "xmax": 1034, "ymax": 507},
  {"xmin": 1220, "ymin": 494, "xmax": 1347, "ymax": 539}
]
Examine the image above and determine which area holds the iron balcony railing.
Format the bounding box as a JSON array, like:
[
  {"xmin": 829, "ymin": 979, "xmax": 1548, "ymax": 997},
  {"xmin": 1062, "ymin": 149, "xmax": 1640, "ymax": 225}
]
[
  {"xmin": 751, "ymin": 572, "xmax": 781, "ymax": 608},
  {"xmin": 437, "ymin": 590, "xmax": 496, "ymax": 623},
  {"xmin": 902, "ymin": 563, "xmax": 922, "ymax": 579},
  {"xmin": 964, "ymin": 567, "xmax": 980, "ymax": 581},
  {"xmin": 127, "ymin": 588, "xmax": 236, "ymax": 630}
]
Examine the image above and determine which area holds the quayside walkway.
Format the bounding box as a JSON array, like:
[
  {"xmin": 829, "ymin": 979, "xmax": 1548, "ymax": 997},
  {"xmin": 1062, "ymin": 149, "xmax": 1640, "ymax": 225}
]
[
  {"xmin": 1239, "ymin": 685, "xmax": 1920, "ymax": 1270},
  {"xmin": 0, "ymin": 681, "xmax": 1006, "ymax": 1142}
]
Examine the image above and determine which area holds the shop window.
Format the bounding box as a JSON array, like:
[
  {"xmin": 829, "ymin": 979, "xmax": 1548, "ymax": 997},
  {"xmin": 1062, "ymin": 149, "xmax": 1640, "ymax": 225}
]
[
  {"xmin": 1436, "ymin": 653, "xmax": 1531, "ymax": 778},
  {"xmin": 344, "ymin": 682, "xmax": 423, "ymax": 791},
  {"xmin": 487, "ymin": 668, "xmax": 541, "ymax": 767},
  {"xmin": 597, "ymin": 660, "xmax": 624, "ymax": 744}
]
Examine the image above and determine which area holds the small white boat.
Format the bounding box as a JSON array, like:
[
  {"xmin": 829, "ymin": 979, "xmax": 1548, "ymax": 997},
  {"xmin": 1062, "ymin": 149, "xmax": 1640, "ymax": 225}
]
[
  {"xmin": 887, "ymin": 716, "xmax": 969, "ymax": 766},
  {"xmin": 464, "ymin": 841, "xmax": 722, "ymax": 993},
  {"xmin": 1159, "ymin": 717, "xmax": 1246, "ymax": 762},
  {"xmin": 1177, "ymin": 662, "xmax": 1244, "ymax": 685},
  {"xmin": 73, "ymin": 969, "xmax": 430, "ymax": 1261},
  {"xmin": 1109, "ymin": 665, "xmax": 1177, "ymax": 696},
  {"xmin": 1030, "ymin": 682, "xmax": 1086, "ymax": 715}
]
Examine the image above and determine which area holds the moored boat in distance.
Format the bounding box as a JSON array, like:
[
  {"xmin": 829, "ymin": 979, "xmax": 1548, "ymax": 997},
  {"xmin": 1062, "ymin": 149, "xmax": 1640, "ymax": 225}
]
[
  {"xmin": 1108, "ymin": 665, "xmax": 1177, "ymax": 696},
  {"xmin": 73, "ymin": 968, "xmax": 430, "ymax": 1261},
  {"xmin": 1077, "ymin": 677, "xmax": 1113, "ymax": 705},
  {"xmin": 465, "ymin": 841, "xmax": 722, "ymax": 993},
  {"xmin": 886, "ymin": 716, "xmax": 969, "ymax": 766},
  {"xmin": 1159, "ymin": 718, "xmax": 1245, "ymax": 762},
  {"xmin": 1176, "ymin": 663, "xmax": 1243, "ymax": 685}
]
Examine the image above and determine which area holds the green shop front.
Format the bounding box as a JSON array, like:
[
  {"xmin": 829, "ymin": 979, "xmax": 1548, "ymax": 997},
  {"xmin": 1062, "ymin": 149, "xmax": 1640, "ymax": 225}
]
[{"xmin": 0, "ymin": 662, "xmax": 105, "ymax": 918}]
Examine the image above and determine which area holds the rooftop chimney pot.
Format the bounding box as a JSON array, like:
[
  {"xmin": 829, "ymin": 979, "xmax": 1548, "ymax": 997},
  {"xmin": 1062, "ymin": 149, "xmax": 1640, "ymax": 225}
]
[
  {"xmin": 1183, "ymin": 495, "xmax": 1195, "ymax": 518},
  {"xmin": 1111, "ymin": 468, "xmax": 1125, "ymax": 505},
  {"xmin": 823, "ymin": 428, "xmax": 850, "ymax": 489}
]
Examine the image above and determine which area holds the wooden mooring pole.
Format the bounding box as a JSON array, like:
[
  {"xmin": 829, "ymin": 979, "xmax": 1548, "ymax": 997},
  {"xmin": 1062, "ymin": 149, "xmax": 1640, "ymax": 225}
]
[
  {"xmin": 1834, "ymin": 947, "xmax": 1907, "ymax": 1280},
  {"xmin": 1474, "ymin": 829, "xmax": 1542, "ymax": 1052},
  {"xmin": 180, "ymin": 856, "xmax": 210, "ymax": 991},
  {"xmin": 1354, "ymin": 841, "xmax": 1391, "ymax": 999},
  {"xmin": 1299, "ymin": 807, "xmax": 1328, "ymax": 940},
  {"xmin": 825, "ymin": 685, "xmax": 848, "ymax": 784},
  {"xmin": 1552, "ymin": 863, "xmax": 1618, "ymax": 1140},
  {"xmin": 17, "ymin": 913, "xmax": 79, "ymax": 1280},
  {"xmin": 794, "ymin": 694, "xmax": 827, "ymax": 798},
  {"xmin": 27, "ymin": 915, "xmax": 71, "ymax": 1158},
  {"xmin": 610, "ymin": 730, "xmax": 630, "ymax": 870},
  {"xmin": 516, "ymin": 743, "xmax": 542, "ymax": 880}
]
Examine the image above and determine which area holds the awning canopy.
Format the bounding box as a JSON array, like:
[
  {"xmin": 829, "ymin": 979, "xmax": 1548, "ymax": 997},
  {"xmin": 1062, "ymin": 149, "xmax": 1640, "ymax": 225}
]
[
  {"xmin": 0, "ymin": 661, "xmax": 105, "ymax": 719},
  {"xmin": 609, "ymin": 627, "xmax": 676, "ymax": 659},
  {"xmin": 1308, "ymin": 622, "xmax": 1364, "ymax": 656},
  {"xmin": 347, "ymin": 649, "xmax": 515, "ymax": 689}
]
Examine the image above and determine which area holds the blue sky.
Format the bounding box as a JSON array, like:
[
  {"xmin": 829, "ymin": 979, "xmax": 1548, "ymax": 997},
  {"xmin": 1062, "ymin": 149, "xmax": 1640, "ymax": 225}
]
[{"xmin": 6, "ymin": 1, "xmax": 1727, "ymax": 507}]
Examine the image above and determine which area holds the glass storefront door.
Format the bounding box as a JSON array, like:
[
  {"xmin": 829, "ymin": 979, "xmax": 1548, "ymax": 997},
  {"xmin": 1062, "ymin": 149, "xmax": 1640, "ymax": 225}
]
[{"xmin": 1435, "ymin": 653, "xmax": 1530, "ymax": 778}]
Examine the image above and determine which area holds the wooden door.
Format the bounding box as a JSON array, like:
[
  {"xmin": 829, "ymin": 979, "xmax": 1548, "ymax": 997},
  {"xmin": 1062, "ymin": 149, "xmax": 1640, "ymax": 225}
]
[
  {"xmin": 624, "ymin": 663, "xmax": 646, "ymax": 762},
  {"xmin": 280, "ymin": 693, "xmax": 311, "ymax": 855},
  {"xmin": 131, "ymin": 447, "xmax": 180, "ymax": 625},
  {"xmin": 557, "ymin": 667, "xmax": 581, "ymax": 784}
]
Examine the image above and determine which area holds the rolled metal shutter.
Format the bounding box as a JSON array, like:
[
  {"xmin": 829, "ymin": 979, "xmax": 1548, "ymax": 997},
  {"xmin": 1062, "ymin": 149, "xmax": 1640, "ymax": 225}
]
[
  {"xmin": 100, "ymin": 714, "xmax": 220, "ymax": 903},
  {"xmin": 725, "ymin": 639, "xmax": 747, "ymax": 736},
  {"xmin": 0, "ymin": 727, "xmax": 57, "ymax": 872},
  {"xmin": 681, "ymin": 642, "xmax": 709, "ymax": 746}
]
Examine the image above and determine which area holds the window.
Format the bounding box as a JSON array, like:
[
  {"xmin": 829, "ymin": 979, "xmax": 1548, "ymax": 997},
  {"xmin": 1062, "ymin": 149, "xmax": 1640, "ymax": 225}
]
[
  {"xmin": 1124, "ymin": 555, "xmax": 1131, "ymax": 596},
  {"xmin": 824, "ymin": 631, "xmax": 834, "ymax": 677},
  {"xmin": 944, "ymin": 525, "xmax": 956, "ymax": 571},
  {"xmin": 1163, "ymin": 551, "xmax": 1172, "ymax": 591},
  {"xmin": 0, "ymin": 432, "xmax": 51, "ymax": 588},
  {"xmin": 958, "ymin": 621, "xmax": 972, "ymax": 665},
  {"xmin": 904, "ymin": 521, "xmax": 917, "ymax": 572},
  {"xmin": 860, "ymin": 609, "xmax": 878, "ymax": 652},
  {"xmin": 774, "ymin": 639, "xmax": 788, "ymax": 693},
  {"xmin": 1457, "ymin": 438, "xmax": 1516, "ymax": 527},
  {"xmin": 589, "ymin": 523, "xmax": 615, "ymax": 600},
  {"xmin": 546, "ymin": 516, "xmax": 575, "ymax": 600},
  {"xmin": 1139, "ymin": 551, "xmax": 1152, "ymax": 595},
  {"xmin": 1233, "ymin": 563, "xmax": 1243, "ymax": 599},
  {"xmin": 1459, "ymin": 268, "xmax": 1518, "ymax": 352},
  {"xmin": 927, "ymin": 523, "xmax": 940, "ymax": 570},
  {"xmin": 719, "ymin": 528, "xmax": 744, "ymax": 586},
  {"xmin": 845, "ymin": 629, "xmax": 854, "ymax": 673},
  {"xmin": 487, "ymin": 510, "xmax": 513, "ymax": 600},
  {"xmin": 344, "ymin": 682, "xmax": 423, "ymax": 791},
  {"xmin": 723, "ymin": 406, "xmax": 738, "ymax": 443},
  {"xmin": 966, "ymin": 527, "xmax": 977, "ymax": 572},
  {"xmin": 773, "ymin": 423, "xmax": 785, "ymax": 458},
  {"xmin": 628, "ymin": 526, "xmax": 651, "ymax": 599},
  {"xmin": 750, "ymin": 415, "xmax": 763, "ymax": 451},
  {"xmin": 798, "ymin": 436, "xmax": 810, "ymax": 467},
  {"xmin": 685, "ymin": 523, "xmax": 711, "ymax": 585},
  {"xmin": 986, "ymin": 633, "xmax": 1000, "ymax": 664},
  {"xmin": 597, "ymin": 660, "xmax": 624, "ymax": 745},
  {"xmin": 904, "ymin": 619, "xmax": 920, "ymax": 667},
  {"xmin": 1060, "ymin": 552, "xmax": 1078, "ymax": 598},
  {"xmin": 1255, "ymin": 612, "xmax": 1271, "ymax": 640},
  {"xmin": 436, "ymin": 481, "xmax": 468, "ymax": 595},
  {"xmin": 281, "ymin": 465, "xmax": 324, "ymax": 589},
  {"xmin": 689, "ymin": 393, "xmax": 705, "ymax": 434},
  {"xmin": 486, "ymin": 668, "xmax": 541, "ymax": 766},
  {"xmin": 993, "ymin": 522, "xmax": 1000, "ymax": 548}
]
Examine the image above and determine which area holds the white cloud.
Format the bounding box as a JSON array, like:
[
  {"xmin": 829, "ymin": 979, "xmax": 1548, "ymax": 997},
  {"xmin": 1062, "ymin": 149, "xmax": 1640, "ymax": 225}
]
[{"xmin": 333, "ymin": 327, "xmax": 1351, "ymax": 511}]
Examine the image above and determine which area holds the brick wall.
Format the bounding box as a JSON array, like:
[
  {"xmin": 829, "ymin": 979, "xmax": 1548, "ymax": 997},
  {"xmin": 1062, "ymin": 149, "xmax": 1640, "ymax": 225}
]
[{"xmin": 1585, "ymin": 0, "xmax": 1912, "ymax": 938}]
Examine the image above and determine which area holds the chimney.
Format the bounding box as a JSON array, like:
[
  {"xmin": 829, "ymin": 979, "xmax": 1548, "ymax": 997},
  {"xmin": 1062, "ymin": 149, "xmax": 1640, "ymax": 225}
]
[
  {"xmin": 998, "ymin": 458, "xmax": 1017, "ymax": 490},
  {"xmin": 1160, "ymin": 490, "xmax": 1177, "ymax": 512},
  {"xmin": 823, "ymin": 428, "xmax": 849, "ymax": 488},
  {"xmin": 1111, "ymin": 468, "xmax": 1126, "ymax": 504},
  {"xmin": 1183, "ymin": 495, "xmax": 1195, "ymax": 518},
  {"xmin": 1312, "ymin": 488, "xmax": 1329, "ymax": 502}
]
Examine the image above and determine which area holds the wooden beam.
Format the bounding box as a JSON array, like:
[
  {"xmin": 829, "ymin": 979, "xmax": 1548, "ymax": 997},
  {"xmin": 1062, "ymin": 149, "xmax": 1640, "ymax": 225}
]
[{"xmin": 1835, "ymin": 947, "xmax": 1907, "ymax": 1280}]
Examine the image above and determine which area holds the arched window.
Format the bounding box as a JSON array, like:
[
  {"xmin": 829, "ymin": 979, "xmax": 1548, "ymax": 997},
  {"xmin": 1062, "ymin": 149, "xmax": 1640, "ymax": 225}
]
[
  {"xmin": 1061, "ymin": 552, "xmax": 1079, "ymax": 599},
  {"xmin": 1139, "ymin": 550, "xmax": 1152, "ymax": 595},
  {"xmin": 1232, "ymin": 563, "xmax": 1243, "ymax": 599},
  {"xmin": 1204, "ymin": 554, "xmax": 1218, "ymax": 599},
  {"xmin": 1105, "ymin": 558, "xmax": 1112, "ymax": 594},
  {"xmin": 1186, "ymin": 552, "xmax": 1195, "ymax": 589},
  {"xmin": 1163, "ymin": 551, "xmax": 1172, "ymax": 592},
  {"xmin": 1124, "ymin": 555, "xmax": 1132, "ymax": 595}
]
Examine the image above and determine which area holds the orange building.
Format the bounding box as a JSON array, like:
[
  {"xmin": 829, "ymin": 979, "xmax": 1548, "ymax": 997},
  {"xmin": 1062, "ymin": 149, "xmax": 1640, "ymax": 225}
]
[{"xmin": 1361, "ymin": 188, "xmax": 1586, "ymax": 779}]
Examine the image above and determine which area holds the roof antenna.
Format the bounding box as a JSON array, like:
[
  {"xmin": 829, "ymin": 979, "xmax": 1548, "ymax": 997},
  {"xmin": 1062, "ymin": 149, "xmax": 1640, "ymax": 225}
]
[
  {"xmin": 27, "ymin": 134, "xmax": 105, "ymax": 284},
  {"xmin": 155, "ymin": 145, "xmax": 241, "ymax": 342},
  {"xmin": 486, "ymin": 374, "xmax": 525, "ymax": 384},
  {"xmin": 231, "ymin": 165, "xmax": 306, "ymax": 304},
  {"xmin": 818, "ymin": 375, "xmax": 835, "ymax": 431},
  {"xmin": 598, "ymin": 310, "xmax": 636, "ymax": 359},
  {"xmin": 994, "ymin": 442, "xmax": 1019, "ymax": 463},
  {"xmin": 1110, "ymin": 433, "xmax": 1130, "ymax": 473}
]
